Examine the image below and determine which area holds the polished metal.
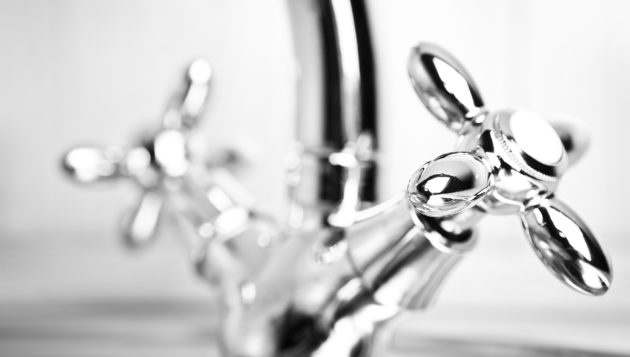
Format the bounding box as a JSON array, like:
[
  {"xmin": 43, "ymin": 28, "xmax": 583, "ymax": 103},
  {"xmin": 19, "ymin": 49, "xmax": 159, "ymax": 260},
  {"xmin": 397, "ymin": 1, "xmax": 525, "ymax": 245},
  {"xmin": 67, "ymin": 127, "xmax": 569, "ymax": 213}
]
[
  {"xmin": 407, "ymin": 152, "xmax": 492, "ymax": 217},
  {"xmin": 408, "ymin": 42, "xmax": 485, "ymax": 133},
  {"xmin": 407, "ymin": 42, "xmax": 612, "ymax": 296},
  {"xmin": 286, "ymin": 0, "xmax": 378, "ymax": 233},
  {"xmin": 63, "ymin": 59, "xmax": 216, "ymax": 247},
  {"xmin": 212, "ymin": 2, "xmax": 477, "ymax": 356},
  {"xmin": 61, "ymin": 60, "xmax": 282, "ymax": 290},
  {"xmin": 60, "ymin": 6, "xmax": 612, "ymax": 357},
  {"xmin": 521, "ymin": 197, "xmax": 611, "ymax": 295},
  {"xmin": 215, "ymin": 194, "xmax": 475, "ymax": 357},
  {"xmin": 551, "ymin": 120, "xmax": 591, "ymax": 166}
]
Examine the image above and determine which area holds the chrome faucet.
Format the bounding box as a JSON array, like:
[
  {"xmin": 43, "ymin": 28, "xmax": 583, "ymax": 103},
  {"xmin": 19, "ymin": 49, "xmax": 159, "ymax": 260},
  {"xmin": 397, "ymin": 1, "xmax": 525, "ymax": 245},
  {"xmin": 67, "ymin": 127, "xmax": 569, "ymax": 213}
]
[{"xmin": 60, "ymin": 1, "xmax": 612, "ymax": 356}]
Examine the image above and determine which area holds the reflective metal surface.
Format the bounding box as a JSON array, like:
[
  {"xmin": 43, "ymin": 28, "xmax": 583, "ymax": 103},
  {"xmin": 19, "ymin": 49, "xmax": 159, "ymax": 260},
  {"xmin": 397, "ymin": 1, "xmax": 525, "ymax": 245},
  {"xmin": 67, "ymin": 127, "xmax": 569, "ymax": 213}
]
[
  {"xmin": 286, "ymin": 0, "xmax": 378, "ymax": 232},
  {"xmin": 522, "ymin": 197, "xmax": 611, "ymax": 295},
  {"xmin": 59, "ymin": 9, "xmax": 614, "ymax": 357},
  {"xmin": 408, "ymin": 42, "xmax": 485, "ymax": 134},
  {"xmin": 62, "ymin": 59, "xmax": 215, "ymax": 247},
  {"xmin": 61, "ymin": 60, "xmax": 283, "ymax": 286},
  {"xmin": 551, "ymin": 120, "xmax": 591, "ymax": 166},
  {"xmin": 407, "ymin": 152, "xmax": 491, "ymax": 218},
  {"xmin": 407, "ymin": 42, "xmax": 612, "ymax": 296}
]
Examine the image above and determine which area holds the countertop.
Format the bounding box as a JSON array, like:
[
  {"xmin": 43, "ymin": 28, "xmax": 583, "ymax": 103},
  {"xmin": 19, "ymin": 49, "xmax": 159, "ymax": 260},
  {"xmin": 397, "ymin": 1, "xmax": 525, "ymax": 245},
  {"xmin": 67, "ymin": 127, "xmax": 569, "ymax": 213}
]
[{"xmin": 1, "ymin": 231, "xmax": 628, "ymax": 356}]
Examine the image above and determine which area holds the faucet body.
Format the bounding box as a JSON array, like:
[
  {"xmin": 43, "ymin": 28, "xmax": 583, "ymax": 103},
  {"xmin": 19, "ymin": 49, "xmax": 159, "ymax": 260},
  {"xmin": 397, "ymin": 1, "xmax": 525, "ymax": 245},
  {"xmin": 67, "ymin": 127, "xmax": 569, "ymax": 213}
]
[
  {"xmin": 215, "ymin": 4, "xmax": 480, "ymax": 355},
  {"xmin": 217, "ymin": 194, "xmax": 474, "ymax": 356}
]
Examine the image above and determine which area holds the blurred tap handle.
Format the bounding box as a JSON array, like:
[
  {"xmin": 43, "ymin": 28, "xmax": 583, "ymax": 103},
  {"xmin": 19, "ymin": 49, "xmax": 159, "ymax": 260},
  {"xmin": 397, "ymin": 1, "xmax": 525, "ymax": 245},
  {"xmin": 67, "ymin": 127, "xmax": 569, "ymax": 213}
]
[
  {"xmin": 62, "ymin": 145, "xmax": 153, "ymax": 184},
  {"xmin": 62, "ymin": 146, "xmax": 126, "ymax": 184},
  {"xmin": 61, "ymin": 59, "xmax": 214, "ymax": 248},
  {"xmin": 121, "ymin": 190, "xmax": 164, "ymax": 248},
  {"xmin": 61, "ymin": 58, "xmax": 268, "ymax": 255},
  {"xmin": 62, "ymin": 59, "xmax": 213, "ymax": 183},
  {"xmin": 163, "ymin": 58, "xmax": 213, "ymax": 130}
]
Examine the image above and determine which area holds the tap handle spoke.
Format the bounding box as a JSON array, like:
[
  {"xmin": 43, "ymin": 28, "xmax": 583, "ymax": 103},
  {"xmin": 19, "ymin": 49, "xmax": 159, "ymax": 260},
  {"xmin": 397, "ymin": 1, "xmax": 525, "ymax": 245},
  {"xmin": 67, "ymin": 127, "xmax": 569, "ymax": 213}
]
[
  {"xmin": 121, "ymin": 189, "xmax": 164, "ymax": 248},
  {"xmin": 163, "ymin": 58, "xmax": 212, "ymax": 130},
  {"xmin": 521, "ymin": 196, "xmax": 612, "ymax": 295},
  {"xmin": 407, "ymin": 152, "xmax": 492, "ymax": 218},
  {"xmin": 408, "ymin": 43, "xmax": 485, "ymax": 133},
  {"xmin": 62, "ymin": 146, "xmax": 127, "ymax": 183},
  {"xmin": 62, "ymin": 60, "xmax": 223, "ymax": 251},
  {"xmin": 550, "ymin": 120, "xmax": 590, "ymax": 167}
]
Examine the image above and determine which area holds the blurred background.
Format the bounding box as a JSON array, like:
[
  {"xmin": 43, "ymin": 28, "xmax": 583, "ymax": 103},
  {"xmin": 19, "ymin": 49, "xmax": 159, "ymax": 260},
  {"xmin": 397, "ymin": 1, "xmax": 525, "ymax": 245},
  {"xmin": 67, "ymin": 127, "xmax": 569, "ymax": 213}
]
[{"xmin": 1, "ymin": 0, "xmax": 629, "ymax": 355}]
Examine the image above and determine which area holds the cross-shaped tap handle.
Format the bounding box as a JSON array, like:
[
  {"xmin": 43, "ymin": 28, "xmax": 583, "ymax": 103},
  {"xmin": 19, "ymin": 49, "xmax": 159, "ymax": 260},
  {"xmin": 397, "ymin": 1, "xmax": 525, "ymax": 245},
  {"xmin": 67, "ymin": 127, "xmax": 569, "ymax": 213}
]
[
  {"xmin": 62, "ymin": 59, "xmax": 213, "ymax": 247},
  {"xmin": 406, "ymin": 43, "xmax": 612, "ymax": 296}
]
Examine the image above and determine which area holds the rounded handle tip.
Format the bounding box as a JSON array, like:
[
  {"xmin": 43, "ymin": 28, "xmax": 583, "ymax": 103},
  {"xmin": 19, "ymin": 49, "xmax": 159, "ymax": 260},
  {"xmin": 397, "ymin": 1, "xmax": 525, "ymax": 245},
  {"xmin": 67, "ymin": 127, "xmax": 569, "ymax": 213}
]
[
  {"xmin": 172, "ymin": 59, "xmax": 212, "ymax": 129},
  {"xmin": 408, "ymin": 43, "xmax": 485, "ymax": 133},
  {"xmin": 521, "ymin": 198, "xmax": 612, "ymax": 296},
  {"xmin": 187, "ymin": 58, "xmax": 212, "ymax": 85},
  {"xmin": 62, "ymin": 146, "xmax": 123, "ymax": 183},
  {"xmin": 407, "ymin": 152, "xmax": 492, "ymax": 217},
  {"xmin": 121, "ymin": 190, "xmax": 163, "ymax": 248}
]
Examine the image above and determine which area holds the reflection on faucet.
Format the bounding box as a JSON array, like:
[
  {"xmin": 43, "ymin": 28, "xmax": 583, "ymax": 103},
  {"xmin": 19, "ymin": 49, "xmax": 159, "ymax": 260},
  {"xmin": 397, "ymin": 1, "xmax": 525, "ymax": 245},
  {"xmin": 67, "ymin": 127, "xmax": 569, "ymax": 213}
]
[
  {"xmin": 61, "ymin": 59, "xmax": 284, "ymax": 292},
  {"xmin": 407, "ymin": 42, "xmax": 612, "ymax": 296},
  {"xmin": 60, "ymin": 1, "xmax": 612, "ymax": 356}
]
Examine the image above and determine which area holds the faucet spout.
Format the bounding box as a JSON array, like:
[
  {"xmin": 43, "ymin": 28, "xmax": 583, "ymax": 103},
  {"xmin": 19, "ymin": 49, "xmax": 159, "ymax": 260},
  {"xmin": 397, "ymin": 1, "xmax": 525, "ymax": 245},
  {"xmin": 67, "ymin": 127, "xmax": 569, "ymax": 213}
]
[{"xmin": 286, "ymin": 0, "xmax": 378, "ymax": 232}]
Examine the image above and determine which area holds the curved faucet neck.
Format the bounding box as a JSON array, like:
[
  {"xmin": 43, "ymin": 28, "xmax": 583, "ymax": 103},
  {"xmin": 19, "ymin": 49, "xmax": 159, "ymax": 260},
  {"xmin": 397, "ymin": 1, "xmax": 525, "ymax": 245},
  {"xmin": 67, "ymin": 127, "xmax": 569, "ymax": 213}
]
[{"xmin": 287, "ymin": 0, "xmax": 378, "ymax": 227}]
